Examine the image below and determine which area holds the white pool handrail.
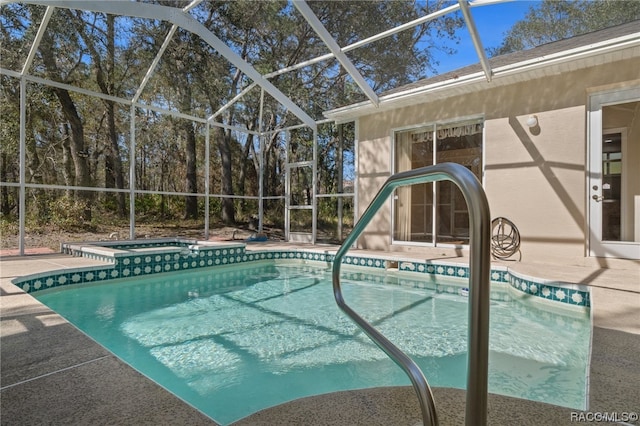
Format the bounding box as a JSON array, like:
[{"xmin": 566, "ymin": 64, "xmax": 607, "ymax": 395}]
[{"xmin": 332, "ymin": 162, "xmax": 492, "ymax": 426}]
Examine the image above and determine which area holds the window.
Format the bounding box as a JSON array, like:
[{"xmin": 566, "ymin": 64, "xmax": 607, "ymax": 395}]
[{"xmin": 393, "ymin": 120, "xmax": 483, "ymax": 245}]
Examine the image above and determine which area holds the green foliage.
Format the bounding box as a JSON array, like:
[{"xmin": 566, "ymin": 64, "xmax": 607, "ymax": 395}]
[
  {"xmin": 316, "ymin": 196, "xmax": 354, "ymax": 243},
  {"xmin": 133, "ymin": 194, "xmax": 193, "ymax": 222},
  {"xmin": 51, "ymin": 197, "xmax": 86, "ymax": 229},
  {"xmin": 0, "ymin": 216, "xmax": 18, "ymax": 237},
  {"xmin": 1, "ymin": 1, "xmax": 462, "ymax": 236},
  {"xmin": 208, "ymin": 197, "xmax": 222, "ymax": 218},
  {"xmin": 264, "ymin": 201, "xmax": 285, "ymax": 229},
  {"xmin": 0, "ymin": 77, "xmax": 20, "ymax": 157},
  {"xmin": 27, "ymin": 195, "xmax": 94, "ymax": 231},
  {"xmin": 490, "ymin": 0, "xmax": 640, "ymax": 56}
]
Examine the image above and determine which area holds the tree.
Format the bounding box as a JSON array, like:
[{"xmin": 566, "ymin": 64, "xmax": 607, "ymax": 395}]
[
  {"xmin": 190, "ymin": 0, "xmax": 462, "ymax": 225},
  {"xmin": 131, "ymin": 18, "xmax": 207, "ymax": 221},
  {"xmin": 72, "ymin": 11, "xmax": 127, "ymax": 217},
  {"xmin": 0, "ymin": 76, "xmax": 20, "ymax": 217},
  {"xmin": 490, "ymin": 0, "xmax": 640, "ymax": 56},
  {"xmin": 2, "ymin": 5, "xmax": 148, "ymax": 226},
  {"xmin": 1, "ymin": 0, "xmax": 465, "ymax": 232},
  {"xmin": 39, "ymin": 13, "xmax": 94, "ymax": 221}
]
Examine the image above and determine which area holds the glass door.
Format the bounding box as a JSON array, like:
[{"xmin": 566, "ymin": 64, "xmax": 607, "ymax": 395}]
[
  {"xmin": 393, "ymin": 120, "xmax": 483, "ymax": 246},
  {"xmin": 588, "ymin": 89, "xmax": 640, "ymax": 259}
]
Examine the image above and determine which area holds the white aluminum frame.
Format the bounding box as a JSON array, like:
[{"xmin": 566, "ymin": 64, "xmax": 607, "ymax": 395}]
[
  {"xmin": 0, "ymin": 0, "xmax": 506, "ymax": 254},
  {"xmin": 587, "ymin": 87, "xmax": 640, "ymax": 259}
]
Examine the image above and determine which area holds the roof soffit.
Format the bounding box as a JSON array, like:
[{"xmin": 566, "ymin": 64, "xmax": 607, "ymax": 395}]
[{"xmin": 324, "ymin": 26, "xmax": 640, "ymax": 122}]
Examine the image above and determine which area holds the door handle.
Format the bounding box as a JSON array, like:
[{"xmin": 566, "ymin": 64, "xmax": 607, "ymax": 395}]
[{"xmin": 592, "ymin": 194, "xmax": 604, "ymax": 202}]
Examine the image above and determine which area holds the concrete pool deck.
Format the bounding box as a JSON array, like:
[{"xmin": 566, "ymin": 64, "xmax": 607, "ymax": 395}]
[{"xmin": 1, "ymin": 245, "xmax": 638, "ymax": 425}]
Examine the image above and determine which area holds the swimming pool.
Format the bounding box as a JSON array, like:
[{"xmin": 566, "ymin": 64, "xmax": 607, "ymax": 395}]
[{"xmin": 35, "ymin": 260, "xmax": 590, "ymax": 425}]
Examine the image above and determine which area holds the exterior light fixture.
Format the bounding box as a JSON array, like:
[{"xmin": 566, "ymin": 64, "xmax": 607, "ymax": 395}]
[{"xmin": 526, "ymin": 115, "xmax": 538, "ymax": 128}]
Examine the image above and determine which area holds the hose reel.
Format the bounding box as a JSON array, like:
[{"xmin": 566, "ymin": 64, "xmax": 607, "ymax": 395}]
[{"xmin": 491, "ymin": 217, "xmax": 521, "ymax": 260}]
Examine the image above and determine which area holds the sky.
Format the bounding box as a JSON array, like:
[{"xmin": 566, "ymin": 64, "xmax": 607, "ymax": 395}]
[
  {"xmin": 341, "ymin": 0, "xmax": 539, "ymax": 180},
  {"xmin": 431, "ymin": 0, "xmax": 538, "ymax": 74}
]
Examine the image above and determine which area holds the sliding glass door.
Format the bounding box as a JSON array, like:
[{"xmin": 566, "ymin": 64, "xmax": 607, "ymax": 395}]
[{"xmin": 393, "ymin": 120, "xmax": 483, "ymax": 246}]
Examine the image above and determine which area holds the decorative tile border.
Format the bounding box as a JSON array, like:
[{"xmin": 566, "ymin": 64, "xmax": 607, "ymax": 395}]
[
  {"xmin": 395, "ymin": 259, "xmax": 510, "ymax": 283},
  {"xmin": 507, "ymin": 270, "xmax": 590, "ymax": 307},
  {"xmin": 13, "ymin": 240, "xmax": 589, "ymax": 307}
]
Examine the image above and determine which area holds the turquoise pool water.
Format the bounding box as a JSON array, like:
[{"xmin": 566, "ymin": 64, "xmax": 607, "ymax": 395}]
[{"xmin": 35, "ymin": 261, "xmax": 590, "ymax": 424}]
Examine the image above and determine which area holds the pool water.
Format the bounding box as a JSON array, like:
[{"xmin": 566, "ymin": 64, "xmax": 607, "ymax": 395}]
[{"xmin": 35, "ymin": 261, "xmax": 590, "ymax": 424}]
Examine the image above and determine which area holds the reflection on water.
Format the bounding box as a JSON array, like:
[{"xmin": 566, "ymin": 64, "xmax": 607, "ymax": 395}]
[{"xmin": 37, "ymin": 262, "xmax": 590, "ymax": 425}]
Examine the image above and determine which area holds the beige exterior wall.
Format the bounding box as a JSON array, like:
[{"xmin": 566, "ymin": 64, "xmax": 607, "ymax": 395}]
[{"xmin": 355, "ymin": 57, "xmax": 640, "ymax": 263}]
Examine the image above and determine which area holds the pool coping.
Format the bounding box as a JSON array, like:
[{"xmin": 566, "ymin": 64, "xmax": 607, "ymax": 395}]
[
  {"xmin": 13, "ymin": 239, "xmax": 591, "ymax": 309},
  {"xmin": 1, "ymin": 244, "xmax": 638, "ymax": 425}
]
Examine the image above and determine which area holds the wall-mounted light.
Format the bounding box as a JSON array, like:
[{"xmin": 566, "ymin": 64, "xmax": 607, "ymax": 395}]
[{"xmin": 526, "ymin": 115, "xmax": 538, "ymax": 128}]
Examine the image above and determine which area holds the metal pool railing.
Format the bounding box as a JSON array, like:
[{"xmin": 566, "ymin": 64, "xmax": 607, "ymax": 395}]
[{"xmin": 331, "ymin": 163, "xmax": 492, "ymax": 426}]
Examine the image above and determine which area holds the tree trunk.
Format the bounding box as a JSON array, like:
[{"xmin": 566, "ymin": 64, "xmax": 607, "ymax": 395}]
[
  {"xmin": 184, "ymin": 119, "xmax": 198, "ymax": 219},
  {"xmin": 75, "ymin": 12, "xmax": 126, "ymax": 217},
  {"xmin": 0, "ymin": 152, "xmax": 12, "ymax": 215},
  {"xmin": 238, "ymin": 133, "xmax": 254, "ymax": 217},
  {"xmin": 215, "ymin": 126, "xmax": 235, "ymax": 224},
  {"xmin": 104, "ymin": 101, "xmax": 126, "ymax": 216},
  {"xmin": 26, "ymin": 122, "xmax": 47, "ymax": 221},
  {"xmin": 61, "ymin": 124, "xmax": 74, "ymax": 190},
  {"xmin": 105, "ymin": 14, "xmax": 126, "ymax": 217},
  {"xmin": 40, "ymin": 32, "xmax": 92, "ymax": 221},
  {"xmin": 53, "ymin": 86, "xmax": 93, "ymax": 221}
]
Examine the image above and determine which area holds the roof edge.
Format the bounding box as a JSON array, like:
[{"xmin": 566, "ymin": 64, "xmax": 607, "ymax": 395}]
[{"xmin": 324, "ymin": 31, "xmax": 640, "ymax": 123}]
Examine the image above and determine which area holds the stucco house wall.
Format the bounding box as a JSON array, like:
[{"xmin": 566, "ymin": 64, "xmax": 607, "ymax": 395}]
[{"xmin": 354, "ymin": 57, "xmax": 640, "ymax": 264}]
